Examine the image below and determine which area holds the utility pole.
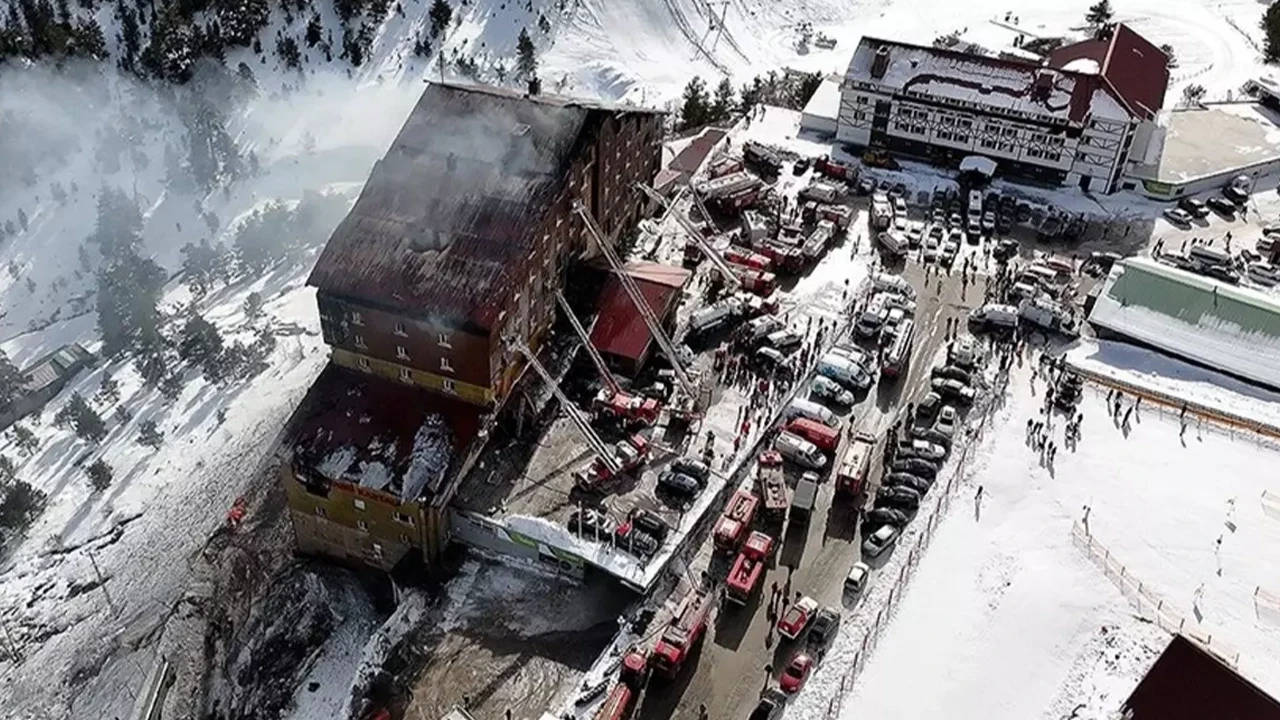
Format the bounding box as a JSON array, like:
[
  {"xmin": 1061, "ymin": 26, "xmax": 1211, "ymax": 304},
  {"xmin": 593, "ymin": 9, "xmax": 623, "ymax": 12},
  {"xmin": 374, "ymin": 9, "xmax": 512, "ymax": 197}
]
[{"xmin": 87, "ymin": 550, "xmax": 120, "ymax": 617}]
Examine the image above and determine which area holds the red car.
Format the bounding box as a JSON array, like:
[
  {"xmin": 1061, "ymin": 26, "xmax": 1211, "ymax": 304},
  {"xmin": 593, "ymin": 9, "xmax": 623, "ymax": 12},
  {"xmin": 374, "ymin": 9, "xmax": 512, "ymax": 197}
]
[
  {"xmin": 777, "ymin": 596, "xmax": 818, "ymax": 639},
  {"xmin": 779, "ymin": 652, "xmax": 814, "ymax": 693}
]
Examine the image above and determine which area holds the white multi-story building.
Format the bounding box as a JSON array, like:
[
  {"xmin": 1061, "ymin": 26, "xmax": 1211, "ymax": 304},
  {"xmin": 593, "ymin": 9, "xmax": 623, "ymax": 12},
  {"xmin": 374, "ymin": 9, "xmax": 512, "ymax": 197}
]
[{"xmin": 836, "ymin": 25, "xmax": 1170, "ymax": 194}]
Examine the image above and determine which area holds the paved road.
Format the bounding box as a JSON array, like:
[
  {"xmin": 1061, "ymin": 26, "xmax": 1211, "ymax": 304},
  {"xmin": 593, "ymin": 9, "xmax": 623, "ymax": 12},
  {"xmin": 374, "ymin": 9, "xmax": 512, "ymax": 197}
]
[{"xmin": 636, "ymin": 241, "xmax": 981, "ymax": 720}]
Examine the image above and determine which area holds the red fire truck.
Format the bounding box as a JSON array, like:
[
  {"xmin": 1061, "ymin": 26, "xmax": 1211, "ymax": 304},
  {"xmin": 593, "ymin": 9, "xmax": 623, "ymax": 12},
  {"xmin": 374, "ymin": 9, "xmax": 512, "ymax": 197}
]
[
  {"xmin": 733, "ymin": 268, "xmax": 778, "ymax": 297},
  {"xmin": 756, "ymin": 451, "xmax": 790, "ymax": 523},
  {"xmin": 723, "ymin": 248, "xmax": 774, "ymax": 272},
  {"xmin": 713, "ymin": 488, "xmax": 760, "ymax": 552},
  {"xmin": 814, "ymin": 155, "xmax": 856, "ymax": 180},
  {"xmin": 837, "ymin": 432, "xmax": 877, "ymax": 497},
  {"xmin": 594, "ymin": 650, "xmax": 649, "ymax": 720},
  {"xmin": 593, "ymin": 389, "xmax": 662, "ymax": 426},
  {"xmin": 649, "ymin": 588, "xmax": 712, "ymax": 678},
  {"xmin": 726, "ymin": 531, "xmax": 774, "ymax": 605}
]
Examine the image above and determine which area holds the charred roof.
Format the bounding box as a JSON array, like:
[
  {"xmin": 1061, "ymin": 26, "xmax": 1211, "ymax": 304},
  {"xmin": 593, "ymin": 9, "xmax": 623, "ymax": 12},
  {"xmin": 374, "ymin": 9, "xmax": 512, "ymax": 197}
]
[{"xmin": 308, "ymin": 82, "xmax": 663, "ymax": 331}]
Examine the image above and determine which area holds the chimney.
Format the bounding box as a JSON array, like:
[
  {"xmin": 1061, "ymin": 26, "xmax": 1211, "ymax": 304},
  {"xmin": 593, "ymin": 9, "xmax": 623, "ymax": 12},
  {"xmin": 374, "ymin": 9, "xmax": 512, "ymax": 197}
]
[
  {"xmin": 446, "ymin": 153, "xmax": 457, "ymax": 172},
  {"xmin": 871, "ymin": 45, "xmax": 891, "ymax": 80},
  {"xmin": 527, "ymin": 76, "xmax": 542, "ymax": 96}
]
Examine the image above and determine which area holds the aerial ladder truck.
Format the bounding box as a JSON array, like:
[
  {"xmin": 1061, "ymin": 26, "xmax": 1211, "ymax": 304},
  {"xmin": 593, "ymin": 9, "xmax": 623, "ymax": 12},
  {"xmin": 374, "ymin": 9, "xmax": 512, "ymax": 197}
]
[{"xmin": 636, "ymin": 183, "xmax": 743, "ymax": 296}]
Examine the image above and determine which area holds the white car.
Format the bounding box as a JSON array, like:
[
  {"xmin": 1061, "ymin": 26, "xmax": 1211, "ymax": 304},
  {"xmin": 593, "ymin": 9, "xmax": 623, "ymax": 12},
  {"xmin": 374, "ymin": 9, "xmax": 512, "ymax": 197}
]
[
  {"xmin": 1163, "ymin": 207, "xmax": 1193, "ymax": 226},
  {"xmin": 923, "ymin": 237, "xmax": 940, "ymax": 263},
  {"xmin": 810, "ymin": 376, "xmax": 856, "ymax": 406},
  {"xmin": 1248, "ymin": 262, "xmax": 1280, "ymax": 287},
  {"xmin": 934, "ymin": 405, "xmax": 958, "ymax": 437},
  {"xmin": 862, "ymin": 525, "xmax": 900, "ymax": 557}
]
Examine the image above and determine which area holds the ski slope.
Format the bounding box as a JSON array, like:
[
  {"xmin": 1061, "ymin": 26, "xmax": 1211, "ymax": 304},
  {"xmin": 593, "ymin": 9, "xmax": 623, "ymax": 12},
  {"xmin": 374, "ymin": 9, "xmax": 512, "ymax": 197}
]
[{"xmin": 793, "ymin": 358, "xmax": 1280, "ymax": 720}]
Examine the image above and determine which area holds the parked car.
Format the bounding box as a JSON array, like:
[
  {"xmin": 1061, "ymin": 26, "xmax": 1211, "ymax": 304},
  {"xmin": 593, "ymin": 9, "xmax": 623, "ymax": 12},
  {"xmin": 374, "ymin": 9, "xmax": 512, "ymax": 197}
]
[
  {"xmin": 845, "ymin": 561, "xmax": 871, "ymax": 593},
  {"xmin": 628, "ymin": 508, "xmax": 671, "ymax": 542},
  {"xmin": 1178, "ymin": 197, "xmax": 1209, "ymax": 218},
  {"xmin": 863, "ymin": 507, "xmax": 908, "ymax": 529},
  {"xmin": 981, "ymin": 211, "xmax": 996, "ymax": 235},
  {"xmin": 1163, "ymin": 207, "xmax": 1193, "ymax": 226},
  {"xmin": 932, "ymin": 378, "xmax": 976, "ymax": 403},
  {"xmin": 906, "ymin": 223, "xmax": 924, "ymax": 249},
  {"xmin": 863, "ymin": 523, "xmax": 901, "ymax": 556},
  {"xmin": 754, "ymin": 346, "xmax": 790, "ymax": 370},
  {"xmin": 891, "ymin": 457, "xmax": 940, "ymax": 479},
  {"xmin": 876, "ymin": 485, "xmax": 922, "ymax": 511},
  {"xmin": 810, "ymin": 375, "xmax": 857, "ymax": 406},
  {"xmin": 935, "ymin": 405, "xmax": 959, "ymax": 437},
  {"xmin": 777, "ymin": 596, "xmax": 819, "ymax": 639},
  {"xmin": 911, "ymin": 425, "xmax": 953, "ymax": 448},
  {"xmin": 657, "ymin": 470, "xmax": 702, "ymax": 496},
  {"xmin": 930, "ymin": 364, "xmax": 972, "ymax": 384},
  {"xmin": 899, "ymin": 438, "xmax": 947, "ymax": 461},
  {"xmin": 779, "ymin": 652, "xmax": 815, "ymax": 693},
  {"xmin": 764, "ymin": 328, "xmax": 804, "ymax": 351},
  {"xmin": 614, "ymin": 523, "xmax": 658, "ymax": 557},
  {"xmin": 883, "ymin": 472, "xmax": 930, "ymax": 495},
  {"xmin": 1206, "ymin": 196, "xmax": 1236, "ymax": 216},
  {"xmin": 750, "ymin": 688, "xmax": 789, "ymax": 720},
  {"xmin": 671, "ymin": 457, "xmax": 711, "ymax": 482},
  {"xmin": 914, "ymin": 391, "xmax": 943, "ymax": 424},
  {"xmin": 923, "ymin": 236, "xmax": 941, "ymax": 263},
  {"xmin": 808, "ymin": 607, "xmax": 841, "ymax": 647}
]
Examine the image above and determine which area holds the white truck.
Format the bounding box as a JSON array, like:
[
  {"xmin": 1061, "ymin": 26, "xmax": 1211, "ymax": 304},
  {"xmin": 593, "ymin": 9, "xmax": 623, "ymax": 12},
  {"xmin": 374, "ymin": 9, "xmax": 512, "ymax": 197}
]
[
  {"xmin": 696, "ymin": 171, "xmax": 762, "ymax": 200},
  {"xmin": 870, "ymin": 193, "xmax": 893, "ymax": 231},
  {"xmin": 790, "ymin": 472, "xmax": 820, "ymax": 523}
]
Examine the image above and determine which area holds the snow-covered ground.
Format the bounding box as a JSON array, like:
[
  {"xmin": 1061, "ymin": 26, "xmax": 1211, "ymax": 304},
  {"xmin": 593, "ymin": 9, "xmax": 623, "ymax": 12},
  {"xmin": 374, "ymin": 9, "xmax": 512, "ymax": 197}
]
[{"xmin": 791, "ymin": 357, "xmax": 1280, "ymax": 720}]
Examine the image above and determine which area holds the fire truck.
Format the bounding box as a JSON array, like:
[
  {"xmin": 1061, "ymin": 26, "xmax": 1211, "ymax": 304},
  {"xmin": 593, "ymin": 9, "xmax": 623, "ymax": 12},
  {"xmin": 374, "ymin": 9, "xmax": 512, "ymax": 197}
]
[
  {"xmin": 726, "ymin": 531, "xmax": 774, "ymax": 605},
  {"xmin": 706, "ymin": 158, "xmax": 743, "ymax": 179},
  {"xmin": 723, "ymin": 248, "xmax": 774, "ymax": 272},
  {"xmin": 818, "ymin": 204, "xmax": 852, "ymax": 230},
  {"xmin": 753, "ymin": 243, "xmax": 805, "ymax": 274},
  {"xmin": 732, "ymin": 268, "xmax": 778, "ymax": 297},
  {"xmin": 870, "ymin": 192, "xmax": 893, "ymax": 231},
  {"xmin": 801, "ymin": 220, "xmax": 835, "ymax": 261},
  {"xmin": 593, "ymin": 389, "xmax": 662, "ymax": 427},
  {"xmin": 814, "ymin": 155, "xmax": 856, "ymax": 180},
  {"xmin": 713, "ymin": 488, "xmax": 760, "ymax": 552},
  {"xmin": 649, "ymin": 587, "xmax": 712, "ymax": 678},
  {"xmin": 575, "ymin": 434, "xmax": 651, "ymax": 491},
  {"xmin": 755, "ymin": 451, "xmax": 790, "ymax": 523},
  {"xmin": 837, "ymin": 432, "xmax": 877, "ymax": 497},
  {"xmin": 594, "ymin": 650, "xmax": 649, "ymax": 720},
  {"xmin": 696, "ymin": 171, "xmax": 761, "ymax": 201}
]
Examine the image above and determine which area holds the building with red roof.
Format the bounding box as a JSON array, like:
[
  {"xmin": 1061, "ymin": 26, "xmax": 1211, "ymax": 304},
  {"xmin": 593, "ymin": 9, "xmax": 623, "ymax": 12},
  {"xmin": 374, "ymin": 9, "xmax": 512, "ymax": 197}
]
[
  {"xmin": 836, "ymin": 25, "xmax": 1170, "ymax": 193},
  {"xmin": 589, "ymin": 262, "xmax": 691, "ymax": 376},
  {"xmin": 1121, "ymin": 634, "xmax": 1280, "ymax": 720}
]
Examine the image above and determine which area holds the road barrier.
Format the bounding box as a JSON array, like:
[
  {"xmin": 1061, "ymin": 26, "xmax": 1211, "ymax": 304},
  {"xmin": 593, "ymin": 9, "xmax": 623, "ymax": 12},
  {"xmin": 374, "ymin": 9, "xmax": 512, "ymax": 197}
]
[
  {"xmin": 1069, "ymin": 520, "xmax": 1240, "ymax": 669},
  {"xmin": 1065, "ymin": 360, "xmax": 1280, "ymax": 444},
  {"xmin": 822, "ymin": 348, "xmax": 1010, "ymax": 719}
]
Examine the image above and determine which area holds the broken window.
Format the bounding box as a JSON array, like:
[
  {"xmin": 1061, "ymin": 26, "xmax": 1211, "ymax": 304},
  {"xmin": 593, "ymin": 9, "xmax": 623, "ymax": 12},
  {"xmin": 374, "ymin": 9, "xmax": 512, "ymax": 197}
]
[
  {"xmin": 358, "ymin": 357, "xmax": 370, "ymax": 371},
  {"xmin": 396, "ymin": 345, "xmax": 410, "ymax": 360},
  {"xmin": 437, "ymin": 332, "xmax": 451, "ymax": 348},
  {"xmin": 354, "ymin": 498, "xmax": 367, "ymax": 511},
  {"xmin": 393, "ymin": 321, "xmax": 407, "ymax": 337},
  {"xmin": 350, "ymin": 311, "xmax": 364, "ymax": 326},
  {"xmin": 394, "ymin": 512, "xmax": 415, "ymax": 526},
  {"xmin": 358, "ymin": 520, "xmax": 369, "ymax": 532},
  {"xmin": 398, "ymin": 367, "xmax": 412, "ymax": 382},
  {"xmin": 354, "ymin": 334, "xmax": 367, "ymax": 349},
  {"xmin": 440, "ymin": 357, "xmax": 454, "ymax": 373},
  {"xmin": 442, "ymin": 378, "xmax": 457, "ymax": 394}
]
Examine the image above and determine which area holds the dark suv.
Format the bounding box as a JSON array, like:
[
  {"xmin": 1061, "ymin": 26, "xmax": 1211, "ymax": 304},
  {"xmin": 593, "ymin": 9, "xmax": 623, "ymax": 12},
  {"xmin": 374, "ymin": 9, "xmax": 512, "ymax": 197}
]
[{"xmin": 750, "ymin": 688, "xmax": 789, "ymax": 720}]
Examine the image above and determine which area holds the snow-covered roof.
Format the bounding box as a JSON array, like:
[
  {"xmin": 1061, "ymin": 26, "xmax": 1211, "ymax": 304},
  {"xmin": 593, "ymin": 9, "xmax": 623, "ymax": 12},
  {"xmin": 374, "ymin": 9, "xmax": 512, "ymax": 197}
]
[
  {"xmin": 1062, "ymin": 58, "xmax": 1101, "ymax": 75},
  {"xmin": 283, "ymin": 365, "xmax": 485, "ymax": 502},
  {"xmin": 960, "ymin": 155, "xmax": 997, "ymax": 175},
  {"xmin": 845, "ymin": 37, "xmax": 1133, "ymax": 124},
  {"xmin": 801, "ymin": 75, "xmax": 842, "ymax": 122},
  {"xmin": 1088, "ymin": 257, "xmax": 1280, "ymax": 390}
]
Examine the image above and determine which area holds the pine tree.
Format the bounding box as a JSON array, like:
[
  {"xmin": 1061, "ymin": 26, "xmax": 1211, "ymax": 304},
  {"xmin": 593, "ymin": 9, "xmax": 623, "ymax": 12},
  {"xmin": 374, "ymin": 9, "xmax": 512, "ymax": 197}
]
[
  {"xmin": 1085, "ymin": 0, "xmax": 1113, "ymax": 30},
  {"xmin": 136, "ymin": 419, "xmax": 164, "ymax": 449},
  {"xmin": 0, "ymin": 455, "xmax": 14, "ymax": 483},
  {"xmin": 180, "ymin": 239, "xmax": 225, "ymax": 298},
  {"xmin": 178, "ymin": 313, "xmax": 224, "ymax": 367},
  {"xmin": 0, "ymin": 351, "xmax": 27, "ymax": 409},
  {"xmin": 1265, "ymin": 1, "xmax": 1280, "ymax": 63},
  {"xmin": 276, "ymin": 34, "xmax": 301, "ymax": 69},
  {"xmin": 305, "ymin": 14, "xmax": 322, "ymax": 47},
  {"xmin": 679, "ymin": 76, "xmax": 711, "ymax": 131},
  {"xmin": 56, "ymin": 393, "xmax": 108, "ymax": 443},
  {"xmin": 243, "ymin": 291, "xmax": 264, "ymax": 321},
  {"xmin": 11, "ymin": 425, "xmax": 38, "ymax": 457},
  {"xmin": 86, "ymin": 459, "xmax": 113, "ymax": 491},
  {"xmin": 428, "ymin": 0, "xmax": 451, "ymax": 38},
  {"xmin": 515, "ymin": 27, "xmax": 536, "ymax": 80},
  {"xmin": 95, "ymin": 372, "xmax": 121, "ymax": 405},
  {"xmin": 0, "ymin": 477, "xmax": 46, "ymax": 531},
  {"xmin": 711, "ymin": 76, "xmax": 736, "ymax": 122}
]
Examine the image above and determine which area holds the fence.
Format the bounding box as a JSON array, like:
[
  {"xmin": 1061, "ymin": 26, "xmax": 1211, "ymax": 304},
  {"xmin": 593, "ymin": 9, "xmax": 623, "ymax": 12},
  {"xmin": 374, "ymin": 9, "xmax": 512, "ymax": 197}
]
[
  {"xmin": 1068, "ymin": 520, "xmax": 1241, "ymax": 670},
  {"xmin": 821, "ymin": 353, "xmax": 1011, "ymax": 720},
  {"xmin": 1065, "ymin": 360, "xmax": 1280, "ymax": 446}
]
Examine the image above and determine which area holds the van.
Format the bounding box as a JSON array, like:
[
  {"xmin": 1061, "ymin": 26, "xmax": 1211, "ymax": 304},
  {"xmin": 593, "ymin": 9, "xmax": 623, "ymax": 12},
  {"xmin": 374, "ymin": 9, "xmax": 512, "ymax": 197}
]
[
  {"xmin": 818, "ymin": 353, "xmax": 874, "ymax": 390},
  {"xmin": 969, "ymin": 303, "xmax": 1019, "ymax": 330},
  {"xmin": 845, "ymin": 562, "xmax": 870, "ymax": 593},
  {"xmin": 1019, "ymin": 298, "xmax": 1078, "ymax": 337},
  {"xmin": 782, "ymin": 398, "xmax": 841, "ymax": 428},
  {"xmin": 871, "ymin": 272, "xmax": 916, "ymax": 298},
  {"xmin": 1019, "ymin": 264, "xmax": 1060, "ymax": 290},
  {"xmin": 785, "ymin": 417, "xmax": 841, "ymax": 453},
  {"xmin": 799, "ymin": 182, "xmax": 839, "ymax": 203},
  {"xmin": 1188, "ymin": 244, "xmax": 1232, "ymax": 268},
  {"xmin": 742, "ymin": 314, "xmax": 784, "ymax": 342},
  {"xmin": 854, "ymin": 296, "xmax": 890, "ymax": 338},
  {"xmin": 774, "ymin": 431, "xmax": 828, "ymax": 470},
  {"xmin": 878, "ymin": 230, "xmax": 908, "ymax": 256}
]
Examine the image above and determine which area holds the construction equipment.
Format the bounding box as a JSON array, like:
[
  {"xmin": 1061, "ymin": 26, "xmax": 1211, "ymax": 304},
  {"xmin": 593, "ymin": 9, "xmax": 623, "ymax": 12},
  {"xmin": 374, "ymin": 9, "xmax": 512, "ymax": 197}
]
[
  {"xmin": 510, "ymin": 338, "xmax": 622, "ymax": 474},
  {"xmin": 574, "ymin": 201, "xmax": 696, "ymax": 397},
  {"xmin": 637, "ymin": 182, "xmax": 743, "ymax": 294},
  {"xmin": 862, "ymin": 148, "xmax": 900, "ymax": 170}
]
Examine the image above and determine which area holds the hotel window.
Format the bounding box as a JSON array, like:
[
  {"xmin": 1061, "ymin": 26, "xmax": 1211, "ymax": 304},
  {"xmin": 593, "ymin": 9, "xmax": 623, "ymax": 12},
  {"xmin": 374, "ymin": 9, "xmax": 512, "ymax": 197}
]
[
  {"xmin": 354, "ymin": 334, "xmax": 367, "ymax": 349},
  {"xmin": 393, "ymin": 321, "xmax": 407, "ymax": 337},
  {"xmin": 358, "ymin": 357, "xmax": 370, "ymax": 371},
  {"xmin": 437, "ymin": 332, "xmax": 451, "ymax": 348},
  {"xmin": 440, "ymin": 357, "xmax": 454, "ymax": 373},
  {"xmin": 442, "ymin": 378, "xmax": 457, "ymax": 394},
  {"xmin": 372, "ymin": 543, "xmax": 384, "ymax": 559},
  {"xmin": 394, "ymin": 512, "xmax": 415, "ymax": 526},
  {"xmin": 314, "ymin": 507, "xmax": 327, "ymax": 518},
  {"xmin": 354, "ymin": 499, "xmax": 366, "ymax": 511},
  {"xmin": 357, "ymin": 520, "xmax": 369, "ymax": 531},
  {"xmin": 399, "ymin": 367, "xmax": 412, "ymax": 382},
  {"xmin": 350, "ymin": 311, "xmax": 363, "ymax": 326},
  {"xmin": 400, "ymin": 534, "xmax": 412, "ymax": 545},
  {"xmin": 396, "ymin": 345, "xmax": 410, "ymax": 360}
]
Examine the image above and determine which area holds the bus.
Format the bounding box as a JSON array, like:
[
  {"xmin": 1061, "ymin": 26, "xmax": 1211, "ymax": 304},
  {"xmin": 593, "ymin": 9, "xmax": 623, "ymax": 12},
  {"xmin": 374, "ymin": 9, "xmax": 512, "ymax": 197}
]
[{"xmin": 881, "ymin": 319, "xmax": 914, "ymax": 379}]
